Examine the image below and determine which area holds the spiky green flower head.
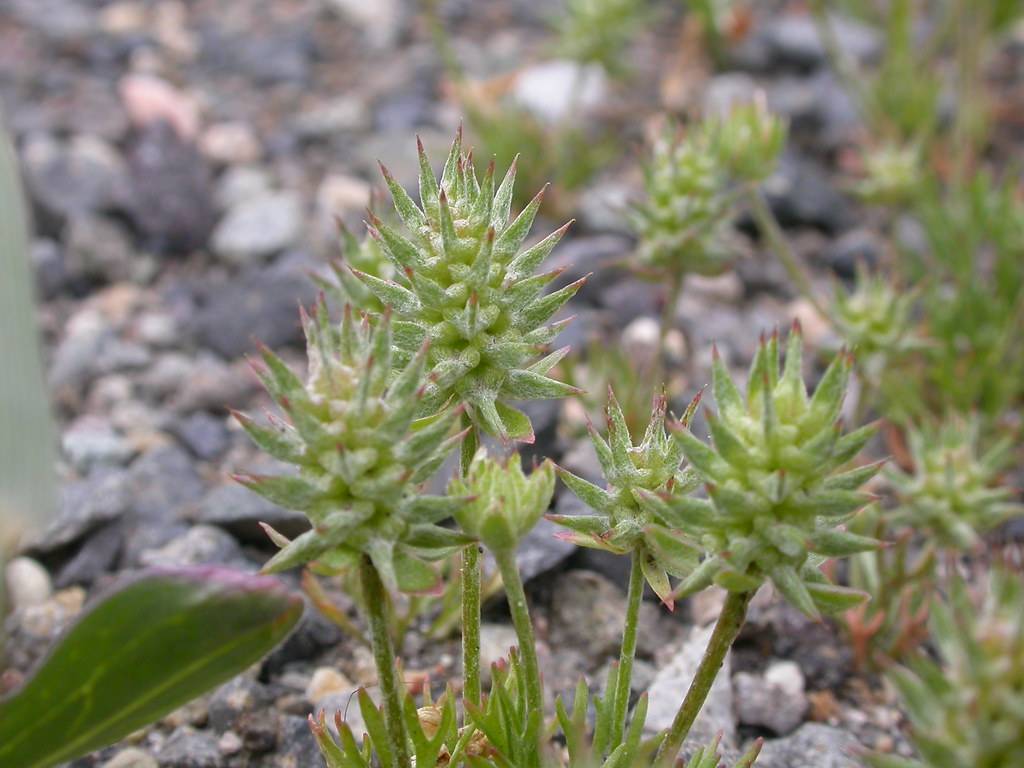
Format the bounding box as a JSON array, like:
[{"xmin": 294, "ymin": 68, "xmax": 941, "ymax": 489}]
[
  {"xmin": 831, "ymin": 263, "xmax": 920, "ymax": 382},
  {"xmin": 886, "ymin": 417, "xmax": 1021, "ymax": 550},
  {"xmin": 631, "ymin": 125, "xmax": 737, "ymax": 277},
  {"xmin": 232, "ymin": 300, "xmax": 473, "ymax": 593},
  {"xmin": 356, "ymin": 128, "xmax": 584, "ymax": 443},
  {"xmin": 549, "ymin": 389, "xmax": 704, "ymax": 607},
  {"xmin": 316, "ymin": 219, "xmax": 395, "ymax": 314},
  {"xmin": 711, "ymin": 94, "xmax": 787, "ymax": 184},
  {"xmin": 854, "ymin": 143, "xmax": 921, "ymax": 207},
  {"xmin": 449, "ymin": 449, "xmax": 556, "ymax": 553},
  {"xmin": 867, "ymin": 571, "xmax": 1024, "ymax": 768},
  {"xmin": 667, "ymin": 327, "xmax": 884, "ymax": 618}
]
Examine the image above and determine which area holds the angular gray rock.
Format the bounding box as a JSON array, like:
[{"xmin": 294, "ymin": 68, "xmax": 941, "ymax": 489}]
[
  {"xmin": 756, "ymin": 723, "xmax": 861, "ymax": 768},
  {"xmin": 645, "ymin": 624, "xmax": 736, "ymax": 748},
  {"xmin": 733, "ymin": 660, "xmax": 808, "ymax": 735}
]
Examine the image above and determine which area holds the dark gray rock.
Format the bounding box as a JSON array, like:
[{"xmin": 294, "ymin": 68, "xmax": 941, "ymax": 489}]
[
  {"xmin": 767, "ymin": 73, "xmax": 861, "ymax": 148},
  {"xmin": 208, "ymin": 677, "xmax": 275, "ymax": 733},
  {"xmin": 193, "ymin": 485, "xmax": 309, "ymax": 544},
  {"xmin": 21, "ymin": 133, "xmax": 129, "ymax": 228},
  {"xmin": 169, "ymin": 412, "xmax": 230, "ymax": 461},
  {"xmin": 264, "ymin": 604, "xmax": 341, "ymax": 676},
  {"xmin": 126, "ymin": 122, "xmax": 215, "ymax": 255},
  {"xmin": 6, "ymin": 0, "xmax": 98, "ymax": 45},
  {"xmin": 63, "ymin": 214, "xmax": 137, "ymax": 285},
  {"xmin": 762, "ymin": 153, "xmax": 854, "ymax": 234},
  {"xmin": 125, "ymin": 445, "xmax": 205, "ymax": 522},
  {"xmin": 61, "ymin": 416, "xmax": 133, "ymax": 474},
  {"xmin": 274, "ymin": 715, "xmax": 322, "ymax": 768},
  {"xmin": 823, "ymin": 228, "xmax": 882, "ymax": 279},
  {"xmin": 118, "ymin": 445, "xmax": 205, "ymax": 566},
  {"xmin": 31, "ymin": 238, "xmax": 67, "ymax": 299},
  {"xmin": 546, "ymin": 235, "xmax": 634, "ymax": 308},
  {"xmin": 764, "ymin": 14, "xmax": 879, "ymax": 70},
  {"xmin": 156, "ymin": 726, "xmax": 221, "ymax": 768},
  {"xmin": 191, "ymin": 255, "xmax": 317, "ymax": 359},
  {"xmin": 756, "ymin": 723, "xmax": 861, "ymax": 768},
  {"xmin": 26, "ymin": 469, "xmax": 131, "ymax": 554},
  {"xmin": 55, "ymin": 522, "xmax": 124, "ymax": 588},
  {"xmin": 237, "ymin": 709, "xmax": 280, "ymax": 753},
  {"xmin": 600, "ymin": 280, "xmax": 660, "ymax": 325},
  {"xmin": 207, "ymin": 27, "xmax": 314, "ymax": 86}
]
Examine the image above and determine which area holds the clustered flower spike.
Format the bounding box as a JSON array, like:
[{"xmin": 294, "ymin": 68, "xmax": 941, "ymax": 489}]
[
  {"xmin": 354, "ymin": 128, "xmax": 584, "ymax": 443},
  {"xmin": 868, "ymin": 571, "xmax": 1024, "ymax": 768},
  {"xmin": 712, "ymin": 95, "xmax": 787, "ymax": 183},
  {"xmin": 664, "ymin": 327, "xmax": 884, "ymax": 618},
  {"xmin": 549, "ymin": 389, "xmax": 704, "ymax": 607},
  {"xmin": 831, "ymin": 263, "xmax": 918, "ymax": 365},
  {"xmin": 632, "ymin": 127, "xmax": 736, "ymax": 276},
  {"xmin": 449, "ymin": 449, "xmax": 556, "ymax": 553},
  {"xmin": 854, "ymin": 143, "xmax": 921, "ymax": 206},
  {"xmin": 886, "ymin": 417, "xmax": 1021, "ymax": 550},
  {"xmin": 233, "ymin": 301, "xmax": 472, "ymax": 593},
  {"xmin": 316, "ymin": 219, "xmax": 395, "ymax": 314}
]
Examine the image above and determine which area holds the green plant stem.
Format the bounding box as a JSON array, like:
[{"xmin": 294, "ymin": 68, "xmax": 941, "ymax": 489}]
[
  {"xmin": 655, "ymin": 589, "xmax": 754, "ymax": 765},
  {"xmin": 460, "ymin": 415, "xmax": 482, "ymax": 713},
  {"xmin": 657, "ymin": 270, "xmax": 685, "ymax": 382},
  {"xmin": 359, "ymin": 555, "xmax": 409, "ymax": 768},
  {"xmin": 609, "ymin": 552, "xmax": 645, "ymax": 749},
  {"xmin": 747, "ymin": 188, "xmax": 828, "ymax": 319},
  {"xmin": 493, "ymin": 547, "xmax": 543, "ymax": 716}
]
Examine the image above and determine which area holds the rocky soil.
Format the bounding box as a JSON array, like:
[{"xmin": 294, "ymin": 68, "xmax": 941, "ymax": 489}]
[{"xmin": 3, "ymin": 1, "xmax": 1022, "ymax": 766}]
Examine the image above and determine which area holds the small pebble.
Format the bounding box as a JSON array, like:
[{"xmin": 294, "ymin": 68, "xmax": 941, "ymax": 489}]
[{"xmin": 4, "ymin": 557, "xmax": 53, "ymax": 610}]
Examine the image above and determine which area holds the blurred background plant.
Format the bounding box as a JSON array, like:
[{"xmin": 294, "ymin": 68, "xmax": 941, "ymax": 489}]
[{"xmin": 866, "ymin": 570, "xmax": 1024, "ymax": 768}]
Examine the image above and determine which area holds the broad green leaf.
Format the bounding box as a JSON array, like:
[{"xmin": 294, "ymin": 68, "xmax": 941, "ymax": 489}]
[{"xmin": 0, "ymin": 566, "xmax": 302, "ymax": 768}]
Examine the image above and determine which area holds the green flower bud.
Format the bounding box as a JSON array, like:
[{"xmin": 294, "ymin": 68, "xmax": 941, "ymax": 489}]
[
  {"xmin": 550, "ymin": 389, "xmax": 704, "ymax": 607},
  {"xmin": 632, "ymin": 127, "xmax": 738, "ymax": 278},
  {"xmin": 233, "ymin": 300, "xmax": 472, "ymax": 593},
  {"xmin": 854, "ymin": 143, "xmax": 921, "ymax": 206},
  {"xmin": 886, "ymin": 417, "xmax": 1021, "ymax": 550},
  {"xmin": 669, "ymin": 328, "xmax": 883, "ymax": 617},
  {"xmin": 354, "ymin": 128, "xmax": 583, "ymax": 443},
  {"xmin": 712, "ymin": 95, "xmax": 787, "ymax": 183},
  {"xmin": 831, "ymin": 263, "xmax": 918, "ymax": 362},
  {"xmin": 449, "ymin": 449, "xmax": 555, "ymax": 552},
  {"xmin": 867, "ymin": 571, "xmax": 1024, "ymax": 768}
]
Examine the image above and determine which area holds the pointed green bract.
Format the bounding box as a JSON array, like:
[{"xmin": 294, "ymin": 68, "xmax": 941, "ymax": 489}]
[
  {"xmin": 316, "ymin": 219, "xmax": 397, "ymax": 315},
  {"xmin": 234, "ymin": 300, "xmax": 468, "ymax": 590},
  {"xmin": 552, "ymin": 389, "xmax": 703, "ymax": 607},
  {"xmin": 671, "ymin": 329, "xmax": 882, "ymax": 617},
  {"xmin": 360, "ymin": 130, "xmax": 580, "ymax": 441}
]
